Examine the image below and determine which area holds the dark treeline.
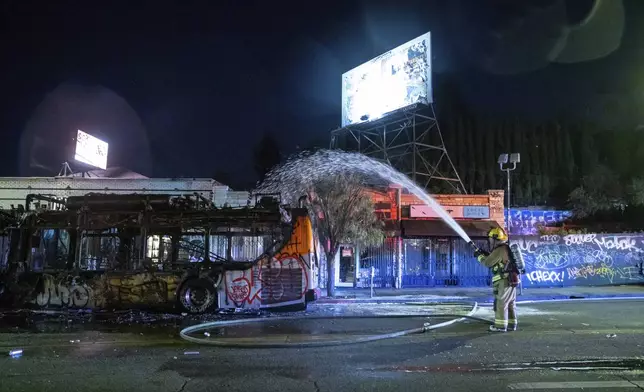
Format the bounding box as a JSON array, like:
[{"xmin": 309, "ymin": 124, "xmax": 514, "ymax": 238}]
[{"xmin": 437, "ymin": 87, "xmax": 644, "ymax": 212}]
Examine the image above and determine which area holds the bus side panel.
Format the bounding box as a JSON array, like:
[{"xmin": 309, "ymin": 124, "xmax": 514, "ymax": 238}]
[
  {"xmin": 219, "ymin": 214, "xmax": 317, "ymax": 310},
  {"xmin": 30, "ymin": 272, "xmax": 181, "ymax": 310},
  {"xmin": 220, "ymin": 266, "xmax": 262, "ymax": 309}
]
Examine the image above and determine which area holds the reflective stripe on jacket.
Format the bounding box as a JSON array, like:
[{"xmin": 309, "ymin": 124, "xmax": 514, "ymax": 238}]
[{"xmin": 477, "ymin": 244, "xmax": 510, "ymax": 282}]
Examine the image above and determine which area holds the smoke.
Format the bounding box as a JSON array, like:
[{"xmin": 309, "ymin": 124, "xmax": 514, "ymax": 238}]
[
  {"xmin": 447, "ymin": 0, "xmax": 624, "ymax": 75},
  {"xmin": 553, "ymin": 0, "xmax": 625, "ymax": 64}
]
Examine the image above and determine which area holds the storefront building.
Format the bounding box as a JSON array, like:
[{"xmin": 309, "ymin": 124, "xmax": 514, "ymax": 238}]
[{"xmin": 334, "ymin": 186, "xmax": 505, "ymax": 289}]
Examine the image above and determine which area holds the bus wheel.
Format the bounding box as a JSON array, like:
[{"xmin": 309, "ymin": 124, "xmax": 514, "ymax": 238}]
[{"xmin": 177, "ymin": 279, "xmax": 217, "ymax": 314}]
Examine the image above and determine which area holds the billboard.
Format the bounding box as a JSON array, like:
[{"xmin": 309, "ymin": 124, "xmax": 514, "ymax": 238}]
[
  {"xmin": 74, "ymin": 130, "xmax": 108, "ymax": 170},
  {"xmin": 341, "ymin": 32, "xmax": 432, "ymax": 127}
]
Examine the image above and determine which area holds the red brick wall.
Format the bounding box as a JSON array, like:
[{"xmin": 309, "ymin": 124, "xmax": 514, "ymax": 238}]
[
  {"xmin": 487, "ymin": 189, "xmax": 505, "ymax": 228},
  {"xmin": 366, "ymin": 188, "xmax": 505, "ymax": 228}
]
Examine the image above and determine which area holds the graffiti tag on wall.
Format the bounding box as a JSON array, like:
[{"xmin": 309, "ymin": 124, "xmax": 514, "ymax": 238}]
[
  {"xmin": 514, "ymin": 233, "xmax": 644, "ymax": 287},
  {"xmin": 509, "ymin": 209, "xmax": 572, "ymax": 235}
]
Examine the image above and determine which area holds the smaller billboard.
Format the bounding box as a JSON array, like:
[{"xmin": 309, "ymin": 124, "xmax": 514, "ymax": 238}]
[
  {"xmin": 74, "ymin": 130, "xmax": 108, "ymax": 170},
  {"xmin": 409, "ymin": 205, "xmax": 490, "ymax": 219},
  {"xmin": 463, "ymin": 206, "xmax": 490, "ymax": 219}
]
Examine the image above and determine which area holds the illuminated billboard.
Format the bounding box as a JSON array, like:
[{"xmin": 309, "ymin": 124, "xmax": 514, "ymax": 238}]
[
  {"xmin": 74, "ymin": 130, "xmax": 108, "ymax": 170},
  {"xmin": 341, "ymin": 32, "xmax": 432, "ymax": 127}
]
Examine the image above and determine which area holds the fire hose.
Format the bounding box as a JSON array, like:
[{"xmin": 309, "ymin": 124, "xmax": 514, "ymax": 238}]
[{"xmin": 179, "ymin": 301, "xmax": 489, "ymax": 348}]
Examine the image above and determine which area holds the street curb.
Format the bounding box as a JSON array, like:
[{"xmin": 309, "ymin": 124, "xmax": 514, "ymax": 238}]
[
  {"xmin": 316, "ymin": 294, "xmax": 644, "ymax": 305},
  {"xmin": 179, "ymin": 302, "xmax": 483, "ymax": 348},
  {"xmin": 515, "ymin": 296, "xmax": 644, "ymax": 305}
]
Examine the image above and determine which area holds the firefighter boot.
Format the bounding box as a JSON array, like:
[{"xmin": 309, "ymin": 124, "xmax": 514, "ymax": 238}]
[
  {"xmin": 489, "ymin": 325, "xmax": 507, "ymax": 332},
  {"xmin": 507, "ymin": 304, "xmax": 518, "ymax": 331}
]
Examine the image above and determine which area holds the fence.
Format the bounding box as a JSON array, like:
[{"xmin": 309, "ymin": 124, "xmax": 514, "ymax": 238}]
[
  {"xmin": 401, "ymin": 238, "xmax": 490, "ymax": 287},
  {"xmin": 356, "ymin": 239, "xmax": 396, "ymax": 288}
]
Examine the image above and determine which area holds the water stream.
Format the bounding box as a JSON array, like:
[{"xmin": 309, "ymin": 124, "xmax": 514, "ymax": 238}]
[{"xmin": 255, "ymin": 149, "xmax": 473, "ymax": 243}]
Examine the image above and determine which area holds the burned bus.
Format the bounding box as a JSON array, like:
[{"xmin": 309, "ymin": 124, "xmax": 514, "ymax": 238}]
[{"xmin": 0, "ymin": 193, "xmax": 320, "ymax": 313}]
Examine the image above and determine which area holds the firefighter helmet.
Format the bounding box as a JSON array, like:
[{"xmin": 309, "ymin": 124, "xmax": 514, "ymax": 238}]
[{"xmin": 488, "ymin": 227, "xmax": 508, "ymax": 242}]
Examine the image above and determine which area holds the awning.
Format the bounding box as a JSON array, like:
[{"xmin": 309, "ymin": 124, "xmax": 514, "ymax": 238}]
[
  {"xmin": 383, "ymin": 220, "xmax": 401, "ymax": 236},
  {"xmin": 400, "ymin": 219, "xmax": 501, "ymax": 238}
]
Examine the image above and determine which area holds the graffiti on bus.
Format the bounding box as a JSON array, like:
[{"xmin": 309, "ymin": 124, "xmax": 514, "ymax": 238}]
[
  {"xmin": 224, "ymin": 252, "xmax": 309, "ymax": 308},
  {"xmin": 33, "ymin": 272, "xmax": 180, "ymax": 309}
]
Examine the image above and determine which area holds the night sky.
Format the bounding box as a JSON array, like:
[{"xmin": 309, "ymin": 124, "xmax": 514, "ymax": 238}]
[{"xmin": 1, "ymin": 0, "xmax": 641, "ymax": 188}]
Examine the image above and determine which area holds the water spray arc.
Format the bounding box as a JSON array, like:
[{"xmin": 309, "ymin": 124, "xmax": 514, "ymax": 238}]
[{"xmin": 256, "ymin": 150, "xmax": 473, "ymax": 244}]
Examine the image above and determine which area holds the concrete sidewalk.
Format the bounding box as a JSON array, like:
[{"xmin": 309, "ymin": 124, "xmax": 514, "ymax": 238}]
[{"xmin": 318, "ymin": 284, "xmax": 644, "ymax": 304}]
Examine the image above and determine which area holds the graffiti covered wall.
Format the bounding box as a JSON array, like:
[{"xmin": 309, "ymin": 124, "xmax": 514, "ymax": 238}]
[
  {"xmin": 509, "ymin": 209, "xmax": 572, "ymax": 235},
  {"xmin": 516, "ymin": 233, "xmax": 644, "ymax": 287}
]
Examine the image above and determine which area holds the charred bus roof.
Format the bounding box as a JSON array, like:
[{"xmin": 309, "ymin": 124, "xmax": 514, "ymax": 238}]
[{"xmin": 0, "ymin": 193, "xmax": 300, "ymax": 234}]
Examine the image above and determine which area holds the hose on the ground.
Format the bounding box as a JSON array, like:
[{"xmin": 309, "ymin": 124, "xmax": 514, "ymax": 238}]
[{"xmin": 179, "ymin": 302, "xmax": 485, "ymax": 348}]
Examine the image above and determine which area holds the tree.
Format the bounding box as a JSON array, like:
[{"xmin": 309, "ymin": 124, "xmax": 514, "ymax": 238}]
[
  {"xmin": 484, "ymin": 118, "xmax": 496, "ymax": 190},
  {"xmin": 577, "ymin": 128, "xmax": 599, "ymax": 178},
  {"xmin": 253, "ymin": 132, "xmax": 282, "ymax": 183},
  {"xmin": 551, "ymin": 123, "xmax": 576, "ymax": 205},
  {"xmin": 303, "ymin": 174, "xmax": 384, "ymax": 297},
  {"xmin": 625, "ymin": 177, "xmax": 644, "ymax": 207},
  {"xmin": 568, "ymin": 165, "xmax": 626, "ymax": 218},
  {"xmin": 462, "ymin": 115, "xmax": 476, "ymax": 193},
  {"xmin": 509, "ymin": 119, "xmax": 527, "ymax": 205}
]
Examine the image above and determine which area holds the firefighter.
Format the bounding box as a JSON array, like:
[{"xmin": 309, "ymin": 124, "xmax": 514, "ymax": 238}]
[{"xmin": 474, "ymin": 227, "xmax": 518, "ymax": 332}]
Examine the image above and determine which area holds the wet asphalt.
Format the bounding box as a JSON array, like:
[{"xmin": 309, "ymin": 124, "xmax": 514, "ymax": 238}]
[{"xmin": 1, "ymin": 300, "xmax": 643, "ymax": 391}]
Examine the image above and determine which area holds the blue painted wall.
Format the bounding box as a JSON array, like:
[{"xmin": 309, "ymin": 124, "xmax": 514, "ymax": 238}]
[
  {"xmin": 516, "ymin": 234, "xmax": 644, "ymax": 287},
  {"xmin": 508, "ymin": 209, "xmax": 572, "ymax": 235}
]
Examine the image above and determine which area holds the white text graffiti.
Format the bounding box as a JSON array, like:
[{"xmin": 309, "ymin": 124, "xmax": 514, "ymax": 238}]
[
  {"xmin": 563, "ymin": 234, "xmax": 643, "ymax": 252},
  {"xmin": 525, "ymin": 270, "xmax": 564, "ymax": 284}
]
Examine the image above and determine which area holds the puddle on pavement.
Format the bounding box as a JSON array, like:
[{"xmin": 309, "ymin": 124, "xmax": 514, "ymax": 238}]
[
  {"xmin": 0, "ymin": 303, "xmax": 469, "ymax": 339},
  {"xmin": 0, "ymin": 308, "xmax": 266, "ymax": 336}
]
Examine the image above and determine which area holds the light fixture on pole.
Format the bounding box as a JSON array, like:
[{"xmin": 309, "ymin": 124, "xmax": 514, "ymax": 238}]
[{"xmin": 498, "ymin": 153, "xmax": 520, "ymax": 233}]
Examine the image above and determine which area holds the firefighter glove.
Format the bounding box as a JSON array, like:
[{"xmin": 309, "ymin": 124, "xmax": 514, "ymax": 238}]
[{"xmin": 474, "ymin": 248, "xmax": 489, "ymax": 258}]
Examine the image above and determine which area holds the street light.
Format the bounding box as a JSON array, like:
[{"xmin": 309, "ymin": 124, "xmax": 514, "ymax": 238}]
[
  {"xmin": 499, "ymin": 153, "xmax": 521, "ymax": 294},
  {"xmin": 498, "ymin": 153, "xmax": 520, "ymax": 233}
]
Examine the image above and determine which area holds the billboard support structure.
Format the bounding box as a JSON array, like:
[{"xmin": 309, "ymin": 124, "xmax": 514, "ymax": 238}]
[
  {"xmin": 58, "ymin": 162, "xmax": 74, "ymax": 177},
  {"xmin": 57, "ymin": 161, "xmax": 98, "ymax": 178},
  {"xmin": 330, "ymin": 104, "xmax": 466, "ymax": 193}
]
